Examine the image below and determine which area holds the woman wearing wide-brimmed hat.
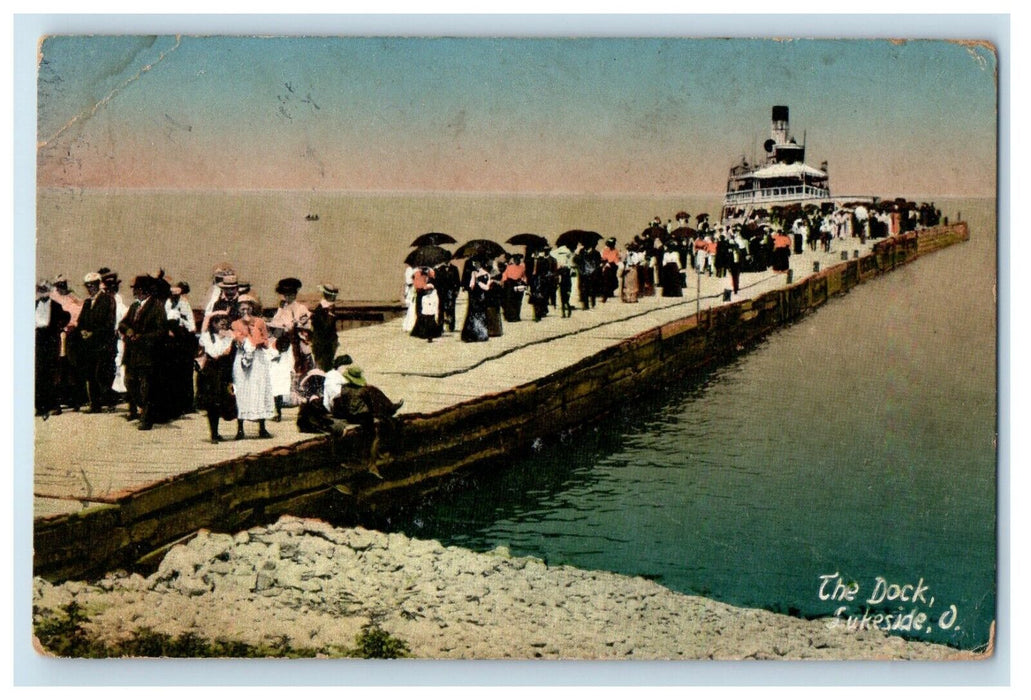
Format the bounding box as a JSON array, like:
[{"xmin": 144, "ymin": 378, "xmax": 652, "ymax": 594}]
[
  {"xmin": 230, "ymin": 294, "xmax": 274, "ymax": 439},
  {"xmin": 269, "ymin": 276, "xmax": 315, "ymax": 406}
]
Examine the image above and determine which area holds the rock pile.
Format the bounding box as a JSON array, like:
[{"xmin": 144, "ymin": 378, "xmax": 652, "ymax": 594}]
[{"xmin": 33, "ymin": 516, "xmax": 960, "ymax": 659}]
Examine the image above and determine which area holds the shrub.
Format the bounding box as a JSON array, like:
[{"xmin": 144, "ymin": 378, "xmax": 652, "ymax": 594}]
[
  {"xmin": 34, "ymin": 603, "xmax": 410, "ymax": 659},
  {"xmin": 349, "ymin": 623, "xmax": 411, "ymax": 659}
]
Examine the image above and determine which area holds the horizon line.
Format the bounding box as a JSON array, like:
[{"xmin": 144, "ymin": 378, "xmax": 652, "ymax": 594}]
[{"xmin": 36, "ymin": 185, "xmax": 992, "ymax": 200}]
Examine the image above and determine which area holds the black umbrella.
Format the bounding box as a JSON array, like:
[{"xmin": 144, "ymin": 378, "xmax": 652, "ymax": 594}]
[
  {"xmin": 506, "ymin": 233, "xmax": 550, "ymax": 249},
  {"xmin": 555, "ymin": 229, "xmax": 603, "ymax": 250},
  {"xmin": 453, "ymin": 238, "xmax": 507, "ymax": 260},
  {"xmin": 405, "ymin": 245, "xmax": 452, "ymax": 268},
  {"xmin": 410, "ymin": 232, "xmax": 458, "ymax": 247}
]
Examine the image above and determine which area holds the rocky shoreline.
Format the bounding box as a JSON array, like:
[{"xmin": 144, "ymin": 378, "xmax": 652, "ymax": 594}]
[{"xmin": 33, "ymin": 516, "xmax": 974, "ymax": 660}]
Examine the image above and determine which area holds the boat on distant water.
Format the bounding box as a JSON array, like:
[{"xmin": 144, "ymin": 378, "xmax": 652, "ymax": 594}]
[{"xmin": 721, "ymin": 106, "xmax": 838, "ymax": 224}]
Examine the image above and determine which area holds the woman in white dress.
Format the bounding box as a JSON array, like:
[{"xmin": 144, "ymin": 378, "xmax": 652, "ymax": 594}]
[
  {"xmin": 230, "ymin": 295, "xmax": 274, "ymax": 439},
  {"xmin": 401, "ymin": 265, "xmax": 417, "ymax": 332}
]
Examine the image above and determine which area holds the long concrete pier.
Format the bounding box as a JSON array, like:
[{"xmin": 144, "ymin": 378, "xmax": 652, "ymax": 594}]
[{"xmin": 33, "ymin": 224, "xmax": 969, "ymax": 580}]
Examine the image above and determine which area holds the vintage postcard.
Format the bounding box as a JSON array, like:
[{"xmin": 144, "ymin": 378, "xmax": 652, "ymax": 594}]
[{"xmin": 27, "ymin": 26, "xmax": 1000, "ymax": 675}]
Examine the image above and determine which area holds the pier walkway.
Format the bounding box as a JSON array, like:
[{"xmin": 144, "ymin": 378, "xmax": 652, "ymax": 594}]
[{"xmin": 35, "ymin": 238, "xmax": 880, "ymax": 521}]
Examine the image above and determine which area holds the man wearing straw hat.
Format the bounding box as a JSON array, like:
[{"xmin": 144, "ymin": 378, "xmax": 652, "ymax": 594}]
[
  {"xmin": 204, "ymin": 273, "xmax": 242, "ymax": 329},
  {"xmin": 328, "ymin": 363, "xmax": 404, "ymax": 478},
  {"xmin": 204, "ymin": 263, "xmax": 236, "ymax": 316},
  {"xmin": 76, "ymin": 271, "xmax": 117, "ymax": 413}
]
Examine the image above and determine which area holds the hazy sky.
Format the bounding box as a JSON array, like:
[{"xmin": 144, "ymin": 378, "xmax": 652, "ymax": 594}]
[{"xmin": 36, "ymin": 35, "xmax": 998, "ymax": 196}]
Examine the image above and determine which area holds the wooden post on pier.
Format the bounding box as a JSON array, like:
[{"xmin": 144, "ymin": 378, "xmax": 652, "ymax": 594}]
[{"xmin": 695, "ymin": 268, "xmax": 701, "ymax": 323}]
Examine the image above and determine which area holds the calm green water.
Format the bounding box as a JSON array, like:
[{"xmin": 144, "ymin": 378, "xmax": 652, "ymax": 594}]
[{"xmin": 380, "ymin": 200, "xmax": 997, "ymax": 651}]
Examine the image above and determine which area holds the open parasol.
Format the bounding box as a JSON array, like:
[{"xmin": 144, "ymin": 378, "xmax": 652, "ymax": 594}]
[
  {"xmin": 452, "ymin": 238, "xmax": 507, "ymax": 260},
  {"xmin": 555, "ymin": 229, "xmax": 603, "ymax": 250},
  {"xmin": 506, "ymin": 233, "xmax": 550, "ymax": 249},
  {"xmin": 410, "ymin": 232, "xmax": 458, "ymax": 247},
  {"xmin": 405, "ymin": 245, "xmax": 453, "ymax": 268}
]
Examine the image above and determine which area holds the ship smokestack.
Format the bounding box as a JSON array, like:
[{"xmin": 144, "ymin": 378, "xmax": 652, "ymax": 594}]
[{"xmin": 771, "ymin": 105, "xmax": 789, "ymax": 146}]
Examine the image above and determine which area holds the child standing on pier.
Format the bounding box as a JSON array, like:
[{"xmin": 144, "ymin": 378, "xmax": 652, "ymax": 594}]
[{"xmin": 196, "ymin": 310, "xmax": 237, "ymax": 443}]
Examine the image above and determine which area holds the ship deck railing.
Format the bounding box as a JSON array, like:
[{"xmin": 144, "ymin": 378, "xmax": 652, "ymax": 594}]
[{"xmin": 724, "ymin": 185, "xmax": 831, "ymax": 207}]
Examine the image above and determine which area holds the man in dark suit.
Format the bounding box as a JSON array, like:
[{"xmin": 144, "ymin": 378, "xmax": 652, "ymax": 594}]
[
  {"xmin": 35, "ymin": 280, "xmax": 71, "ymax": 417},
  {"xmin": 310, "ymin": 283, "xmax": 340, "ymax": 371},
  {"xmin": 75, "ymin": 271, "xmax": 117, "ymax": 412},
  {"xmin": 573, "ymin": 242, "xmax": 602, "ymax": 310},
  {"xmin": 434, "ymin": 261, "xmax": 461, "ymax": 332},
  {"xmin": 118, "ymin": 275, "xmax": 168, "ymax": 430}
]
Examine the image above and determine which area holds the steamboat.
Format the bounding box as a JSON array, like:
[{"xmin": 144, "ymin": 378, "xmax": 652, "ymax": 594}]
[{"xmin": 720, "ymin": 106, "xmax": 837, "ymax": 224}]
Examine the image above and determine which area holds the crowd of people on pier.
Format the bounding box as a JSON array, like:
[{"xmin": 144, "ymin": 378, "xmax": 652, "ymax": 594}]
[
  {"xmin": 34, "ymin": 266, "xmax": 400, "ymax": 450},
  {"xmin": 400, "ymin": 200, "xmax": 942, "ymax": 344},
  {"xmin": 36, "ymin": 200, "xmax": 942, "ymax": 445}
]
